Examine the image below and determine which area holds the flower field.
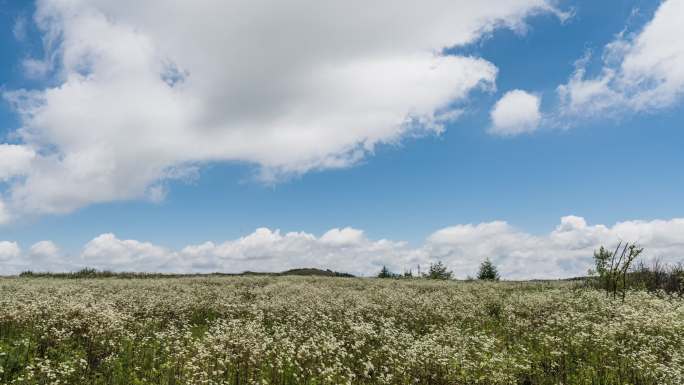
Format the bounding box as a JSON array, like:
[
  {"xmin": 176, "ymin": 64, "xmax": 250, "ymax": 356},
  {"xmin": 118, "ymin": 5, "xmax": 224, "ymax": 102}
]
[{"xmin": 0, "ymin": 276, "xmax": 682, "ymax": 385}]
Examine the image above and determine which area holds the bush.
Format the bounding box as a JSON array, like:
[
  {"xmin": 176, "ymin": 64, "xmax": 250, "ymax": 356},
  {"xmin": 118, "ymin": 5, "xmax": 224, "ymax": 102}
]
[{"xmin": 629, "ymin": 259, "xmax": 684, "ymax": 295}]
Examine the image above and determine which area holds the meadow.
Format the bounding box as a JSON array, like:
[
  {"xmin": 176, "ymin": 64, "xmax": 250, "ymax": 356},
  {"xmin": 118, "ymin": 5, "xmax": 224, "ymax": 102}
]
[{"xmin": 0, "ymin": 276, "xmax": 682, "ymax": 385}]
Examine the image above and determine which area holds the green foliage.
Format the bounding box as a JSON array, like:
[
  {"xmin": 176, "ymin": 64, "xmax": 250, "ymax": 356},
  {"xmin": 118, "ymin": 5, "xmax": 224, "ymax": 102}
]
[
  {"xmin": 591, "ymin": 241, "xmax": 643, "ymax": 300},
  {"xmin": 424, "ymin": 261, "xmax": 452, "ymax": 280},
  {"xmin": 477, "ymin": 258, "xmax": 500, "ymax": 281}
]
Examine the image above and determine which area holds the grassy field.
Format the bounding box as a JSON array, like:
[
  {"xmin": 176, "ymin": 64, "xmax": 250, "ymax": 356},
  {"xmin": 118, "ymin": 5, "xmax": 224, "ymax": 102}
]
[{"xmin": 0, "ymin": 276, "xmax": 682, "ymax": 385}]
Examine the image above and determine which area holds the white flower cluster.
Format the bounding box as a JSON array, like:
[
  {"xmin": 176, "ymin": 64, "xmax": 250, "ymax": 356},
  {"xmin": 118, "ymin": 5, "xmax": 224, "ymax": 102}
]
[{"xmin": 0, "ymin": 277, "xmax": 682, "ymax": 384}]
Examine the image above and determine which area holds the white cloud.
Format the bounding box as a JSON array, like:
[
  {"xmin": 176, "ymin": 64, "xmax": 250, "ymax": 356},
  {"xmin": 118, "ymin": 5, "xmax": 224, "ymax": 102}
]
[
  {"xmin": 0, "ymin": 0, "xmax": 564, "ymax": 220},
  {"xmin": 29, "ymin": 240, "xmax": 59, "ymax": 257},
  {"xmin": 319, "ymin": 227, "xmax": 366, "ymax": 246},
  {"xmin": 427, "ymin": 216, "xmax": 684, "ymax": 279},
  {"xmin": 26, "ymin": 240, "xmax": 71, "ymax": 271},
  {"xmin": 0, "ymin": 240, "xmax": 72, "ymax": 273},
  {"xmin": 0, "ymin": 241, "xmax": 21, "ymax": 262},
  {"xmin": 177, "ymin": 228, "xmax": 414, "ymax": 275},
  {"xmin": 81, "ymin": 233, "xmax": 173, "ymax": 272},
  {"xmin": 1, "ymin": 216, "xmax": 684, "ymax": 278},
  {"xmin": 0, "ymin": 144, "xmax": 35, "ymax": 181},
  {"xmin": 0, "ymin": 241, "xmax": 23, "ymax": 275},
  {"xmin": 0, "ymin": 200, "xmax": 11, "ymax": 225},
  {"xmin": 558, "ymin": 0, "xmax": 684, "ymax": 116},
  {"xmin": 0, "ymin": 140, "xmax": 28, "ymax": 222},
  {"xmin": 489, "ymin": 90, "xmax": 542, "ymax": 136}
]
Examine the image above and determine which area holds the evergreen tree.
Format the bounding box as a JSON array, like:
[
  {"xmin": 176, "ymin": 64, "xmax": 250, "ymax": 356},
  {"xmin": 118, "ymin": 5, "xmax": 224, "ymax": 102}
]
[
  {"xmin": 377, "ymin": 265, "xmax": 394, "ymax": 278},
  {"xmin": 425, "ymin": 261, "xmax": 452, "ymax": 280},
  {"xmin": 477, "ymin": 258, "xmax": 500, "ymax": 281}
]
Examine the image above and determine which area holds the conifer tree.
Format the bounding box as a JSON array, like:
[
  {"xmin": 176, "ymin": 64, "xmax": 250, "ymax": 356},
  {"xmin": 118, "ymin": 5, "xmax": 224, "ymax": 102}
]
[
  {"xmin": 477, "ymin": 258, "xmax": 500, "ymax": 281},
  {"xmin": 425, "ymin": 261, "xmax": 452, "ymax": 280},
  {"xmin": 377, "ymin": 265, "xmax": 394, "ymax": 278}
]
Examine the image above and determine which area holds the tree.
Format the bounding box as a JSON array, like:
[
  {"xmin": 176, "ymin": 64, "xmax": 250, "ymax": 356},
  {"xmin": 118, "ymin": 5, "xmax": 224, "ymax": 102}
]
[
  {"xmin": 425, "ymin": 261, "xmax": 452, "ymax": 280},
  {"xmin": 591, "ymin": 242, "xmax": 643, "ymax": 300},
  {"xmin": 477, "ymin": 258, "xmax": 500, "ymax": 281},
  {"xmin": 377, "ymin": 265, "xmax": 394, "ymax": 278}
]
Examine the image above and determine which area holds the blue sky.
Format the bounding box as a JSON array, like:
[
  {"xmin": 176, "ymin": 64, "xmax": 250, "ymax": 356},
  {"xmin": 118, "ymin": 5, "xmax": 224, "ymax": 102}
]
[{"xmin": 0, "ymin": 0, "xmax": 683, "ymax": 278}]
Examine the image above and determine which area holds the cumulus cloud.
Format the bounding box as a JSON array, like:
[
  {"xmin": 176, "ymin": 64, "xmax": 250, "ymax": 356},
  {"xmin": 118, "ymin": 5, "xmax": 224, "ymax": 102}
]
[
  {"xmin": 0, "ymin": 0, "xmax": 565, "ymax": 220},
  {"xmin": 81, "ymin": 233, "xmax": 173, "ymax": 272},
  {"xmin": 2, "ymin": 216, "xmax": 684, "ymax": 279},
  {"xmin": 0, "ymin": 145, "xmax": 35, "ymax": 181},
  {"xmin": 29, "ymin": 240, "xmax": 60, "ymax": 258},
  {"xmin": 26, "ymin": 240, "xmax": 71, "ymax": 271},
  {"xmin": 489, "ymin": 90, "xmax": 542, "ymax": 136},
  {"xmin": 0, "ymin": 240, "xmax": 72, "ymax": 274},
  {"xmin": 0, "ymin": 241, "xmax": 21, "ymax": 262},
  {"xmin": 427, "ymin": 216, "xmax": 684, "ymax": 279},
  {"xmin": 319, "ymin": 227, "xmax": 366, "ymax": 246},
  {"xmin": 557, "ymin": 0, "xmax": 684, "ymax": 116},
  {"xmin": 177, "ymin": 228, "xmax": 415, "ymax": 275}
]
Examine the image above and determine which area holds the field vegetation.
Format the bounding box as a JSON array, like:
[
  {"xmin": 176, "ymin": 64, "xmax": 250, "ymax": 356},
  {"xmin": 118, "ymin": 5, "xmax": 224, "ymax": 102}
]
[{"xmin": 1, "ymin": 275, "xmax": 682, "ymax": 385}]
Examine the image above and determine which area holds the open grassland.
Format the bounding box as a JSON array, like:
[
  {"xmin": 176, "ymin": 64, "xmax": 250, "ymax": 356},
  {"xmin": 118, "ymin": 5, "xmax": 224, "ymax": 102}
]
[{"xmin": 0, "ymin": 277, "xmax": 682, "ymax": 385}]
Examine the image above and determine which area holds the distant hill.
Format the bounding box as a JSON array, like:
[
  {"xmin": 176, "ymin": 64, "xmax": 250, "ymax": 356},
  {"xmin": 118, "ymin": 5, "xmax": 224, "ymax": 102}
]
[
  {"xmin": 16, "ymin": 267, "xmax": 355, "ymax": 279},
  {"xmin": 278, "ymin": 268, "xmax": 355, "ymax": 277}
]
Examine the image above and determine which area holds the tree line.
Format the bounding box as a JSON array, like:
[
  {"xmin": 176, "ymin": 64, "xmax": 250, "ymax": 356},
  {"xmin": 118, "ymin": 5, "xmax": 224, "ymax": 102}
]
[
  {"xmin": 377, "ymin": 258, "xmax": 500, "ymax": 281},
  {"xmin": 377, "ymin": 242, "xmax": 683, "ymax": 296}
]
